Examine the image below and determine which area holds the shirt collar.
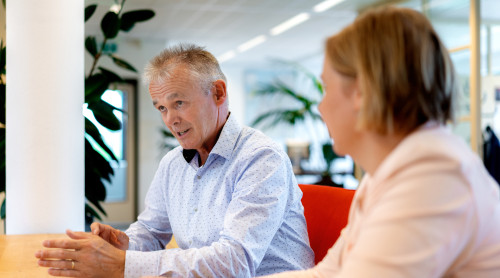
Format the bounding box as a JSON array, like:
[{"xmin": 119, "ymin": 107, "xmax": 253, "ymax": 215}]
[{"xmin": 181, "ymin": 113, "xmax": 241, "ymax": 163}]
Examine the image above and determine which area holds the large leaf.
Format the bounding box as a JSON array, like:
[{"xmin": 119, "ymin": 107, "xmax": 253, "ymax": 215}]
[
  {"xmin": 85, "ymin": 118, "xmax": 119, "ymax": 162},
  {"xmin": 85, "ymin": 4, "xmax": 98, "ymax": 22},
  {"xmin": 85, "ymin": 74, "xmax": 110, "ymax": 103},
  {"xmin": 85, "ymin": 36, "xmax": 98, "ymax": 57},
  {"xmin": 109, "ymin": 54, "xmax": 137, "ymax": 72},
  {"xmin": 120, "ymin": 10, "xmax": 155, "ymax": 31},
  {"xmin": 101, "ymin": 12, "xmax": 121, "ymax": 39},
  {"xmin": 98, "ymin": 67, "xmax": 123, "ymax": 83},
  {"xmin": 87, "ymin": 100, "xmax": 122, "ymax": 131}
]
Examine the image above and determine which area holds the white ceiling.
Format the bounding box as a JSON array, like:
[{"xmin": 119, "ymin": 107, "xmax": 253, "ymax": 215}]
[{"xmin": 84, "ymin": 0, "xmax": 500, "ymax": 68}]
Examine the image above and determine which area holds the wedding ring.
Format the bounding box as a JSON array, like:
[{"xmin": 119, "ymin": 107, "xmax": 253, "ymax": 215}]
[{"xmin": 71, "ymin": 261, "xmax": 75, "ymax": 270}]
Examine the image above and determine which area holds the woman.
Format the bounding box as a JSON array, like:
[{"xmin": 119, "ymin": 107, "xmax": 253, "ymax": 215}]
[{"xmin": 264, "ymin": 6, "xmax": 500, "ymax": 278}]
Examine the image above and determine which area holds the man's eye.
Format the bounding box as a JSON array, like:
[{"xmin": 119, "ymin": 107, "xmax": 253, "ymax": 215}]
[
  {"xmin": 158, "ymin": 106, "xmax": 166, "ymax": 112},
  {"xmin": 176, "ymin": 101, "xmax": 183, "ymax": 107}
]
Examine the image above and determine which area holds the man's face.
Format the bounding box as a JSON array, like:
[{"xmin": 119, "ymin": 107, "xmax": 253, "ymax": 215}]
[{"xmin": 149, "ymin": 66, "xmax": 220, "ymax": 155}]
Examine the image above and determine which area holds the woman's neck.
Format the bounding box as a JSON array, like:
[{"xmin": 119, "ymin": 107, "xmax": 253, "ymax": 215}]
[{"xmin": 351, "ymin": 131, "xmax": 406, "ymax": 176}]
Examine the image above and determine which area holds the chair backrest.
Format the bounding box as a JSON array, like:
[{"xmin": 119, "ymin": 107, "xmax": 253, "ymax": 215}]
[{"xmin": 299, "ymin": 184, "xmax": 355, "ymax": 264}]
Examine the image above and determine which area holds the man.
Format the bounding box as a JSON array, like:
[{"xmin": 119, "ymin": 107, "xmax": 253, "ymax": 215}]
[{"xmin": 35, "ymin": 44, "xmax": 314, "ymax": 277}]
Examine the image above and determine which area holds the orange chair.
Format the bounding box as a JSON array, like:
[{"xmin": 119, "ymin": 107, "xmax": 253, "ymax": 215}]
[{"xmin": 299, "ymin": 184, "xmax": 355, "ymax": 264}]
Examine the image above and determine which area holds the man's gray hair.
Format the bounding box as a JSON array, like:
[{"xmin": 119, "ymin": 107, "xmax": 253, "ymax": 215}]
[{"xmin": 144, "ymin": 43, "xmax": 227, "ymax": 92}]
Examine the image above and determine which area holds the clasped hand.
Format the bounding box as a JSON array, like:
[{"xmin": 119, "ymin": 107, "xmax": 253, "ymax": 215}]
[{"xmin": 35, "ymin": 223, "xmax": 129, "ymax": 277}]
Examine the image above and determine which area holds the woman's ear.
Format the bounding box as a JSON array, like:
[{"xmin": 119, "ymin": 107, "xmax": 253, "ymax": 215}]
[
  {"xmin": 212, "ymin": 79, "xmax": 227, "ymax": 106},
  {"xmin": 353, "ymin": 79, "xmax": 362, "ymax": 111}
]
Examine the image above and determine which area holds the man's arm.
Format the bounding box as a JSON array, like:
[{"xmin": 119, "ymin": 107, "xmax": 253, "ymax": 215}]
[
  {"xmin": 124, "ymin": 147, "xmax": 295, "ymax": 277},
  {"xmin": 125, "ymin": 155, "xmax": 175, "ymax": 252}
]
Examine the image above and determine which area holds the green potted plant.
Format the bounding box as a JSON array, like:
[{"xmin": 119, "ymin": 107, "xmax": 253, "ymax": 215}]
[
  {"xmin": 83, "ymin": 1, "xmax": 154, "ymax": 224},
  {"xmin": 250, "ymin": 60, "xmax": 343, "ymax": 187}
]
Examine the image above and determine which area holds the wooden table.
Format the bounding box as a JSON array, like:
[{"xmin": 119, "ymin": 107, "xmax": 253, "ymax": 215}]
[{"xmin": 0, "ymin": 234, "xmax": 65, "ymax": 277}]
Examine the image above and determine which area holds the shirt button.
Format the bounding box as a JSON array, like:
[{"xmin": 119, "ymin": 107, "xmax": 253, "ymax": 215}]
[
  {"xmin": 197, "ymin": 175, "xmax": 201, "ymax": 179},
  {"xmin": 194, "ymin": 208, "xmax": 198, "ymax": 212}
]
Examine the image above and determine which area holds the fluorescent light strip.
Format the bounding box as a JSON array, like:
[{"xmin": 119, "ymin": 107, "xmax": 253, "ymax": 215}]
[
  {"xmin": 237, "ymin": 35, "xmax": 267, "ymax": 53},
  {"xmin": 217, "ymin": 50, "xmax": 236, "ymax": 63},
  {"xmin": 270, "ymin": 12, "xmax": 310, "ymax": 36},
  {"xmin": 313, "ymin": 0, "xmax": 345, "ymax": 13}
]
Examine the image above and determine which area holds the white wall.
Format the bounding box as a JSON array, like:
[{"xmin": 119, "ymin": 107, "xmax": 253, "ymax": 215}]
[{"xmin": 221, "ymin": 64, "xmax": 246, "ymax": 125}]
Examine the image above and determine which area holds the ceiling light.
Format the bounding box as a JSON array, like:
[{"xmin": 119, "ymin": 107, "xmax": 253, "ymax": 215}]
[
  {"xmin": 217, "ymin": 51, "xmax": 236, "ymax": 63},
  {"xmin": 237, "ymin": 35, "xmax": 267, "ymax": 53},
  {"xmin": 313, "ymin": 0, "xmax": 345, "ymax": 13},
  {"xmin": 270, "ymin": 13, "xmax": 310, "ymax": 36}
]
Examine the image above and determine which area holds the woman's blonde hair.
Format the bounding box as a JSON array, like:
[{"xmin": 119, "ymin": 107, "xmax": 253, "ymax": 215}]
[{"xmin": 325, "ymin": 6, "xmax": 457, "ymax": 135}]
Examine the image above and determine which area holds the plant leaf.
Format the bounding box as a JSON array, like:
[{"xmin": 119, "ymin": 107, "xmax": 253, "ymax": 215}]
[
  {"xmin": 85, "ymin": 36, "xmax": 98, "ymax": 57},
  {"xmin": 272, "ymin": 59, "xmax": 324, "ymax": 95},
  {"xmin": 86, "ymin": 139, "xmax": 114, "ymax": 182},
  {"xmin": 101, "ymin": 11, "xmax": 121, "ymax": 39},
  {"xmin": 85, "ymin": 203, "xmax": 102, "ymax": 221},
  {"xmin": 85, "ymin": 4, "xmax": 98, "ymax": 22},
  {"xmin": 120, "ymin": 10, "xmax": 155, "ymax": 32},
  {"xmin": 251, "ymin": 109, "xmax": 307, "ymax": 130},
  {"xmin": 85, "ymin": 118, "xmax": 119, "ymax": 162},
  {"xmin": 85, "ymin": 74, "xmax": 110, "ymax": 103},
  {"xmin": 0, "ymin": 198, "xmax": 5, "ymax": 220},
  {"xmin": 273, "ymin": 80, "xmax": 313, "ymax": 106},
  {"xmin": 98, "ymin": 67, "xmax": 124, "ymax": 83},
  {"xmin": 87, "ymin": 100, "xmax": 122, "ymax": 131},
  {"xmin": 109, "ymin": 54, "xmax": 137, "ymax": 72}
]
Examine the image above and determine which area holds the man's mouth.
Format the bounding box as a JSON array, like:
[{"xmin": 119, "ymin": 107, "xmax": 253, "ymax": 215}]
[{"xmin": 177, "ymin": 129, "xmax": 190, "ymax": 137}]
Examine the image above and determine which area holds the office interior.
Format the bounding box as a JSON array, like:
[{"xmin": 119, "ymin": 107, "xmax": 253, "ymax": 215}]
[{"xmin": 0, "ymin": 0, "xmax": 498, "ymax": 234}]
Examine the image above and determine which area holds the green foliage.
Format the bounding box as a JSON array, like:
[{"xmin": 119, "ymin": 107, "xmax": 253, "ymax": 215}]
[
  {"xmin": 109, "ymin": 54, "xmax": 138, "ymax": 72},
  {"xmin": 83, "ymin": 0, "xmax": 155, "ymax": 221},
  {"xmin": 85, "ymin": 37, "xmax": 99, "ymax": 57},
  {"xmin": 251, "ymin": 60, "xmax": 340, "ymax": 180},
  {"xmin": 120, "ymin": 10, "xmax": 155, "ymax": 32},
  {"xmin": 85, "ymin": 4, "xmax": 98, "ymax": 22},
  {"xmin": 251, "ymin": 62, "xmax": 323, "ymax": 128},
  {"xmin": 101, "ymin": 12, "xmax": 121, "ymax": 39}
]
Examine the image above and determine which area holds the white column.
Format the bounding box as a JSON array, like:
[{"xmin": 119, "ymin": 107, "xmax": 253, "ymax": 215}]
[{"xmin": 6, "ymin": 0, "xmax": 84, "ymax": 234}]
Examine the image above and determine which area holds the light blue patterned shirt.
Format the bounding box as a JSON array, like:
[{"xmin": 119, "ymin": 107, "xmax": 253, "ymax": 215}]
[{"xmin": 124, "ymin": 114, "xmax": 314, "ymax": 277}]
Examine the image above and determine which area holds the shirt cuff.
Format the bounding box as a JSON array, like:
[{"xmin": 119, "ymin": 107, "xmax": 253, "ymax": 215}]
[{"xmin": 124, "ymin": 250, "xmax": 162, "ymax": 278}]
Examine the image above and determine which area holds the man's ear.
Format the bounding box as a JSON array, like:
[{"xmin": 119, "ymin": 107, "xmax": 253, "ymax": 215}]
[{"xmin": 212, "ymin": 79, "xmax": 227, "ymax": 106}]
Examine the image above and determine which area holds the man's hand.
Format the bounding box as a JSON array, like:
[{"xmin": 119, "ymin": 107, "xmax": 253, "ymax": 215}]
[
  {"xmin": 91, "ymin": 222, "xmax": 129, "ymax": 250},
  {"xmin": 35, "ymin": 229, "xmax": 126, "ymax": 278}
]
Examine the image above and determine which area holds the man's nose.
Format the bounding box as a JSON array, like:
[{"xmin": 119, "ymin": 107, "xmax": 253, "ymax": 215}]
[{"xmin": 164, "ymin": 111, "xmax": 179, "ymax": 127}]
